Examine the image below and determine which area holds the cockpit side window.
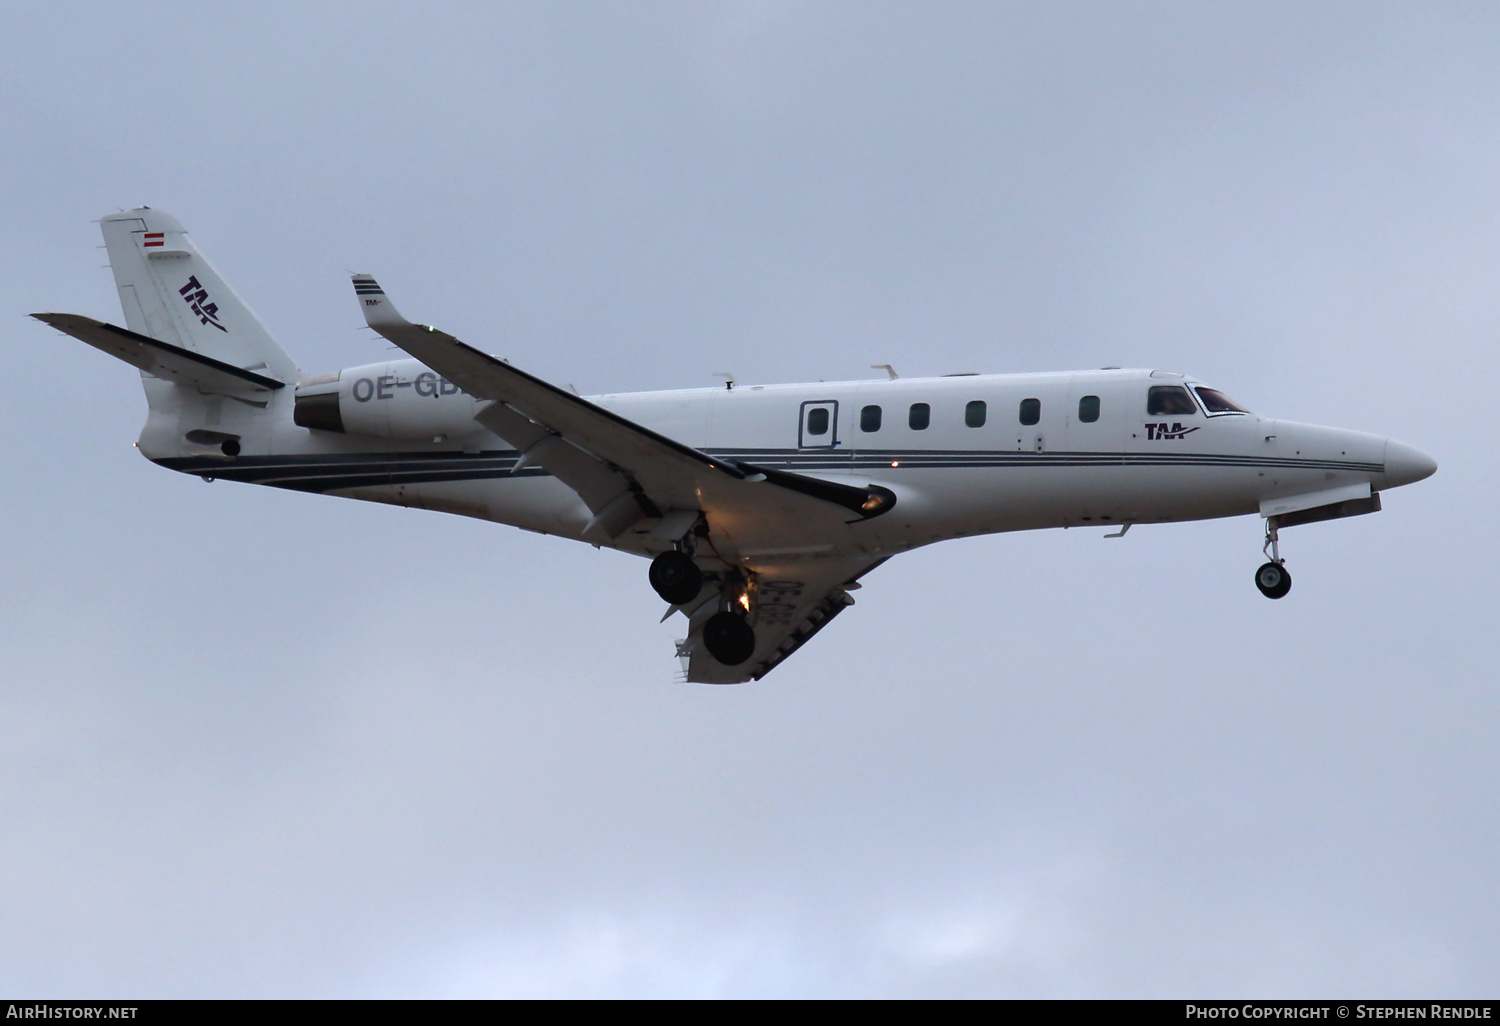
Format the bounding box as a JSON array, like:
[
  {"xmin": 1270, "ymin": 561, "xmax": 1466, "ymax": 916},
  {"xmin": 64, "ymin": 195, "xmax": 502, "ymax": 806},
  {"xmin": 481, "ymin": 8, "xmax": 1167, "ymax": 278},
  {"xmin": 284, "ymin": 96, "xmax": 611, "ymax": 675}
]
[
  {"xmin": 1147, "ymin": 385, "xmax": 1197, "ymax": 416},
  {"xmin": 1194, "ymin": 387, "xmax": 1251, "ymax": 414}
]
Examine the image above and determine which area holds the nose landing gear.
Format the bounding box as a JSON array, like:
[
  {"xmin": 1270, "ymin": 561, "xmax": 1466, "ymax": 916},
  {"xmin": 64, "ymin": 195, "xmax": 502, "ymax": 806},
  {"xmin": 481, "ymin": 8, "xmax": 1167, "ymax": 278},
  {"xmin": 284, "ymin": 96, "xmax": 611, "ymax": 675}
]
[{"xmin": 1255, "ymin": 518, "xmax": 1292, "ymax": 599}]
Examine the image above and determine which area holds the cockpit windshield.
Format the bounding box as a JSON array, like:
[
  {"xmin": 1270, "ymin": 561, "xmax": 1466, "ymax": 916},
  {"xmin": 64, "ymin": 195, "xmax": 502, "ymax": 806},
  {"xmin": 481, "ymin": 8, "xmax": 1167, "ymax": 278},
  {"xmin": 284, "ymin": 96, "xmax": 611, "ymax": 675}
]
[
  {"xmin": 1147, "ymin": 385, "xmax": 1197, "ymax": 416},
  {"xmin": 1193, "ymin": 387, "xmax": 1251, "ymax": 414}
]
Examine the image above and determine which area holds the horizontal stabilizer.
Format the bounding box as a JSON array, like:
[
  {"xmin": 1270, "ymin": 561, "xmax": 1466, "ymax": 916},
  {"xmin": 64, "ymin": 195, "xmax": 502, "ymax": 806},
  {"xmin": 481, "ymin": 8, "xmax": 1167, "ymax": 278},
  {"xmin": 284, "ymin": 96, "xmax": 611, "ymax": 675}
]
[{"xmin": 31, "ymin": 312, "xmax": 284, "ymax": 393}]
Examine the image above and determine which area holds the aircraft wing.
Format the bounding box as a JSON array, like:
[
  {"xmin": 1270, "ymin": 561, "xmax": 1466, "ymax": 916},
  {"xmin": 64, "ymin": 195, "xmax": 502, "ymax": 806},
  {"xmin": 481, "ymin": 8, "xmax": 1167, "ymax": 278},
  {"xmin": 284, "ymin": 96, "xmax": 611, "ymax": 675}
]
[
  {"xmin": 349, "ymin": 275, "xmax": 894, "ymax": 554},
  {"xmin": 31, "ymin": 313, "xmax": 284, "ymax": 393},
  {"xmin": 679, "ymin": 556, "xmax": 885, "ymax": 684}
]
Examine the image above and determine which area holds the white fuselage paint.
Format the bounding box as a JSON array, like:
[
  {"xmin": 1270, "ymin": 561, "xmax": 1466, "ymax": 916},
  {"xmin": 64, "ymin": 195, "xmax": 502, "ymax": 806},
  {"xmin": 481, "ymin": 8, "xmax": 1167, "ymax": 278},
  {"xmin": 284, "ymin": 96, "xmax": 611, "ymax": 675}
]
[
  {"xmin": 144, "ymin": 365, "xmax": 1420, "ymax": 567},
  {"xmin": 60, "ymin": 205, "xmax": 1434, "ymax": 682}
]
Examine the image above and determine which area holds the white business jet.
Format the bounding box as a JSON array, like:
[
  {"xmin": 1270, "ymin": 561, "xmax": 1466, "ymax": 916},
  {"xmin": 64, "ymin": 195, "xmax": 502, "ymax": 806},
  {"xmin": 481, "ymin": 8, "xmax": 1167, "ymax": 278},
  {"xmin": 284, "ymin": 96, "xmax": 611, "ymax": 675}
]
[{"xmin": 34, "ymin": 208, "xmax": 1437, "ymax": 683}]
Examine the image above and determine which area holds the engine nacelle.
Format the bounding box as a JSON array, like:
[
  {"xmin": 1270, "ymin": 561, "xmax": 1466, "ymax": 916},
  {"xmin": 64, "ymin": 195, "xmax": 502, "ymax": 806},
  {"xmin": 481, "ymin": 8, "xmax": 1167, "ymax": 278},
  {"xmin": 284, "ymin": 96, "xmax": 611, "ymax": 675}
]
[{"xmin": 293, "ymin": 359, "xmax": 486, "ymax": 440}]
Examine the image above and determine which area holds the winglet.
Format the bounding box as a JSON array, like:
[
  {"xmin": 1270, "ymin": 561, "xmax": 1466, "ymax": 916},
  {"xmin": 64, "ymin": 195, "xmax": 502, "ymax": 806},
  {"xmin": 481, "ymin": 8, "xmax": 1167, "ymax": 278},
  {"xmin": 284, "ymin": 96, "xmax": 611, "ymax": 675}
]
[{"xmin": 351, "ymin": 274, "xmax": 411, "ymax": 330}]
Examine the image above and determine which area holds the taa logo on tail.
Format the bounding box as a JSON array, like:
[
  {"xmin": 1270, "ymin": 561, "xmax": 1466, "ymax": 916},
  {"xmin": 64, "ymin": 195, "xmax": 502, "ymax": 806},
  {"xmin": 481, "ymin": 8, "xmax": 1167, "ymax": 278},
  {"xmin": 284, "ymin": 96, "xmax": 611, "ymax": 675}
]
[{"xmin": 178, "ymin": 276, "xmax": 227, "ymax": 333}]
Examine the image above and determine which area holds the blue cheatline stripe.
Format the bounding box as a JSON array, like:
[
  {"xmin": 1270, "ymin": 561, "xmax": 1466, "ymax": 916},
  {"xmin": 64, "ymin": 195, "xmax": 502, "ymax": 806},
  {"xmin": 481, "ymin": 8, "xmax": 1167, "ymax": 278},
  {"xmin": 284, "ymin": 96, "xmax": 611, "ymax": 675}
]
[
  {"xmin": 705, "ymin": 449, "xmax": 1381, "ymax": 474},
  {"xmin": 154, "ymin": 447, "xmax": 1384, "ymax": 493}
]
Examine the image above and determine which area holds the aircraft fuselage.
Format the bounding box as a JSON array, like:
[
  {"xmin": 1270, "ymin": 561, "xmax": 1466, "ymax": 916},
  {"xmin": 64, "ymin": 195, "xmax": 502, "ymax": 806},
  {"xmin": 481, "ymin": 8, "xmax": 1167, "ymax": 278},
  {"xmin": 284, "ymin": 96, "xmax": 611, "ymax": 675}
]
[
  {"xmin": 38, "ymin": 206, "xmax": 1437, "ymax": 682},
  {"xmin": 143, "ymin": 363, "xmax": 1430, "ymax": 566}
]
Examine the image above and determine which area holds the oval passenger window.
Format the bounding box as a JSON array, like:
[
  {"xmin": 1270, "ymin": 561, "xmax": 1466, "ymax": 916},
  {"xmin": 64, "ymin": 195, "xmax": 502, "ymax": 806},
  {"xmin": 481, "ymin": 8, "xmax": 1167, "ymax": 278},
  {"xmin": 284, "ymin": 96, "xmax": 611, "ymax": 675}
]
[
  {"xmin": 965, "ymin": 400, "xmax": 987, "ymax": 428},
  {"xmin": 807, "ymin": 407, "xmax": 830, "ymax": 435},
  {"xmin": 1019, "ymin": 398, "xmax": 1041, "ymax": 426},
  {"xmin": 861, "ymin": 405, "xmax": 882, "ymax": 432},
  {"xmin": 1078, "ymin": 395, "xmax": 1100, "ymax": 423}
]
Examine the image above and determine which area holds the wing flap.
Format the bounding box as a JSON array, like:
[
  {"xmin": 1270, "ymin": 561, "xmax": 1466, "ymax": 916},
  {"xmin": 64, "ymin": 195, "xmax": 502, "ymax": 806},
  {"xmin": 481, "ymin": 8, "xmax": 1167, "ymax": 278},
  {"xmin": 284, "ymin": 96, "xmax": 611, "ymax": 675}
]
[{"xmin": 475, "ymin": 399, "xmax": 655, "ymax": 535}]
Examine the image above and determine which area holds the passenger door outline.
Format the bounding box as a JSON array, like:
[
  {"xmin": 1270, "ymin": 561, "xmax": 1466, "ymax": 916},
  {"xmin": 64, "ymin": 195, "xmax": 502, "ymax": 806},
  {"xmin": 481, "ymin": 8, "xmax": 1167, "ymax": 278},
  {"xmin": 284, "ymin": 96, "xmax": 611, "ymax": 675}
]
[{"xmin": 798, "ymin": 400, "xmax": 839, "ymax": 449}]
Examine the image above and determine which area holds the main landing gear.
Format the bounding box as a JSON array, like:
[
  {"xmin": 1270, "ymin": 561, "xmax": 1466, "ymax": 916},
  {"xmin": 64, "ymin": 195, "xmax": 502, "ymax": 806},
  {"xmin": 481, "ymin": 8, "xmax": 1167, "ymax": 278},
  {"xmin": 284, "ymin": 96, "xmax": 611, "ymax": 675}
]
[
  {"xmin": 702, "ymin": 610, "xmax": 756, "ymax": 666},
  {"xmin": 649, "ymin": 548, "xmax": 757, "ymax": 666},
  {"xmin": 1255, "ymin": 518, "xmax": 1292, "ymax": 600},
  {"xmin": 649, "ymin": 550, "xmax": 704, "ymax": 606}
]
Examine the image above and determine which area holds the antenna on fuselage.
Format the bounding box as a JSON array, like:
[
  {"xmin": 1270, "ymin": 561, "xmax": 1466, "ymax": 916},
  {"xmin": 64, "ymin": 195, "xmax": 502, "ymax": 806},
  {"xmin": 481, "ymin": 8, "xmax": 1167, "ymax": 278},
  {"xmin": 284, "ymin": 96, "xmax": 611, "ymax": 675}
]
[
  {"xmin": 714, "ymin": 372, "xmax": 735, "ymax": 390},
  {"xmin": 871, "ymin": 364, "xmax": 898, "ymax": 380}
]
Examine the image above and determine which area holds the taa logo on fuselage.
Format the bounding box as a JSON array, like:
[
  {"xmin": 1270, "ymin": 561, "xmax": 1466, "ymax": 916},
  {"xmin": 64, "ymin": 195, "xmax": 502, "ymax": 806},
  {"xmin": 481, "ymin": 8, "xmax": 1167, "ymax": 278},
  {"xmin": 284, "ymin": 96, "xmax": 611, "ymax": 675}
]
[
  {"xmin": 178, "ymin": 276, "xmax": 227, "ymax": 333},
  {"xmin": 1145, "ymin": 422, "xmax": 1201, "ymax": 440}
]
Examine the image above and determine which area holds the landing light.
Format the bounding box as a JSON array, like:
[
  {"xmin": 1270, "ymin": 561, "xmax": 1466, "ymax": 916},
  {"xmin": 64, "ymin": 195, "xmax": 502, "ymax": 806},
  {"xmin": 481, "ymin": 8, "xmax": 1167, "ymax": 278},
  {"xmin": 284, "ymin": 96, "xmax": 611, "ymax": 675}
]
[
  {"xmin": 738, "ymin": 593, "xmax": 751, "ymax": 612},
  {"xmin": 891, "ymin": 460, "xmax": 899, "ymax": 468}
]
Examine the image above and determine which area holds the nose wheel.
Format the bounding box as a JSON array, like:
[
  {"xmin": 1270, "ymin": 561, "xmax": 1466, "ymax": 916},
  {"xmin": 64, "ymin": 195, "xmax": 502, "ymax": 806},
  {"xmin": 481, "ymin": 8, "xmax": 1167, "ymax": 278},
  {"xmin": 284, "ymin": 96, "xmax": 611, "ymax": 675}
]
[
  {"xmin": 1255, "ymin": 561, "xmax": 1291, "ymax": 599},
  {"xmin": 1255, "ymin": 518, "xmax": 1292, "ymax": 599}
]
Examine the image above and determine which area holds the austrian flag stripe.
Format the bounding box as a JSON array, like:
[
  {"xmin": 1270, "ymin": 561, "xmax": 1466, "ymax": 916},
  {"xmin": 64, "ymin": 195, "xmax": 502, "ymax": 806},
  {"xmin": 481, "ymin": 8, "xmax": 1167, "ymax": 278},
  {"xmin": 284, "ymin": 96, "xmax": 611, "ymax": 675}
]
[{"xmin": 142, "ymin": 233, "xmax": 164, "ymax": 248}]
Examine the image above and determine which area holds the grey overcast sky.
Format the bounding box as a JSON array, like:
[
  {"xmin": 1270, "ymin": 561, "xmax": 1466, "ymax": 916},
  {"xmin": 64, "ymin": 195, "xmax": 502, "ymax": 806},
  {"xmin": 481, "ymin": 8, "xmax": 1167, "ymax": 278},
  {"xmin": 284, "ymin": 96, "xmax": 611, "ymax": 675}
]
[{"xmin": 1, "ymin": 1, "xmax": 1495, "ymax": 998}]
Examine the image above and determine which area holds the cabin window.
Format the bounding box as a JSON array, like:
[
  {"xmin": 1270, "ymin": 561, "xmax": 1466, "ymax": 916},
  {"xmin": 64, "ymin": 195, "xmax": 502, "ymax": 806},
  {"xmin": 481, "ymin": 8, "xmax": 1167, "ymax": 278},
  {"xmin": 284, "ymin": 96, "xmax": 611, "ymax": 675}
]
[
  {"xmin": 1019, "ymin": 398, "xmax": 1041, "ymax": 426},
  {"xmin": 1148, "ymin": 385, "xmax": 1197, "ymax": 416},
  {"xmin": 861, "ymin": 405, "xmax": 882, "ymax": 432},
  {"xmin": 1078, "ymin": 395, "xmax": 1100, "ymax": 423},
  {"xmin": 909, "ymin": 403, "xmax": 930, "ymax": 430},
  {"xmin": 1194, "ymin": 387, "xmax": 1251, "ymax": 414},
  {"xmin": 965, "ymin": 400, "xmax": 987, "ymax": 428},
  {"xmin": 806, "ymin": 407, "xmax": 830, "ymax": 436}
]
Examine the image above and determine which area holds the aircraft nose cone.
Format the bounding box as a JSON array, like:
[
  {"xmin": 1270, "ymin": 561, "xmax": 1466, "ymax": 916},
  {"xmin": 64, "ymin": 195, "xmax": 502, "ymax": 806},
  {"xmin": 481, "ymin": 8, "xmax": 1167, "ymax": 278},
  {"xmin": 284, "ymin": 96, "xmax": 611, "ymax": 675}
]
[{"xmin": 1383, "ymin": 439, "xmax": 1438, "ymax": 489}]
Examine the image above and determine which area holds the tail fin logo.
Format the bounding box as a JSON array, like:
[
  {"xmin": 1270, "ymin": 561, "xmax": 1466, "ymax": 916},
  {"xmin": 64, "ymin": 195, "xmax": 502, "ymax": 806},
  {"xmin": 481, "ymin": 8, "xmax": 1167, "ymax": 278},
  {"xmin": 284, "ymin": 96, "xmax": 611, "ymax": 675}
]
[{"xmin": 178, "ymin": 275, "xmax": 228, "ymax": 333}]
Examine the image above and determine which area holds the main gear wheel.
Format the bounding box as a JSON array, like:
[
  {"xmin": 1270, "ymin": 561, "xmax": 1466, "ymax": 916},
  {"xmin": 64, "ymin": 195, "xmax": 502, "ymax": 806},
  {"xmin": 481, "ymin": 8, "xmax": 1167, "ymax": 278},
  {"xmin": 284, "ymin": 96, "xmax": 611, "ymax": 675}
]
[
  {"xmin": 649, "ymin": 551, "xmax": 704, "ymax": 605},
  {"xmin": 702, "ymin": 611, "xmax": 756, "ymax": 665}
]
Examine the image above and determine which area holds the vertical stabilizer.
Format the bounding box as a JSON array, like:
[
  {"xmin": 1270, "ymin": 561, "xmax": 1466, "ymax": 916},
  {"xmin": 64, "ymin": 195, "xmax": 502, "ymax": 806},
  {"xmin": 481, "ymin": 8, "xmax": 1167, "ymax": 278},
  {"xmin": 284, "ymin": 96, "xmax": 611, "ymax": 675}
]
[{"xmin": 100, "ymin": 208, "xmax": 298, "ymax": 381}]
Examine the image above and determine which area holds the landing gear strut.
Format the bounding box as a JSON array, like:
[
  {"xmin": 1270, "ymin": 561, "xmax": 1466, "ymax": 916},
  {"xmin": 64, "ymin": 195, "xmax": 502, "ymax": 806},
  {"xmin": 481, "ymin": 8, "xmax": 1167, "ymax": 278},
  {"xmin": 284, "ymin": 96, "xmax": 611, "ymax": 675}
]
[
  {"xmin": 649, "ymin": 550, "xmax": 704, "ymax": 605},
  {"xmin": 1255, "ymin": 518, "xmax": 1292, "ymax": 599}
]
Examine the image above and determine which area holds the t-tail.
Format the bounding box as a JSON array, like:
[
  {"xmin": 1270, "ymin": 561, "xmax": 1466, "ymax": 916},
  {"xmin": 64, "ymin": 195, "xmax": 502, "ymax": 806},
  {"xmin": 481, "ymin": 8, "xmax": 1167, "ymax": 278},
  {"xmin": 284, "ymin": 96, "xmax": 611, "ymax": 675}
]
[
  {"xmin": 99, "ymin": 208, "xmax": 297, "ymax": 381},
  {"xmin": 32, "ymin": 207, "xmax": 299, "ymax": 460}
]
